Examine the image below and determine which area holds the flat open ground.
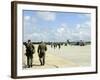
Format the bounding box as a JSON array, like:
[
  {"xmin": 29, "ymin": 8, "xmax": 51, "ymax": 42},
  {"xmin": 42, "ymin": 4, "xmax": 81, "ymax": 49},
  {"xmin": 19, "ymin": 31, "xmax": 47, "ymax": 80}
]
[{"xmin": 22, "ymin": 44, "xmax": 91, "ymax": 69}]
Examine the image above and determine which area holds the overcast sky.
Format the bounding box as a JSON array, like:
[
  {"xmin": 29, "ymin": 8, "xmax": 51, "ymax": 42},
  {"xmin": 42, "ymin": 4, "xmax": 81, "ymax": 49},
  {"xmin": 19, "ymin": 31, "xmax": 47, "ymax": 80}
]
[{"xmin": 23, "ymin": 10, "xmax": 91, "ymax": 42}]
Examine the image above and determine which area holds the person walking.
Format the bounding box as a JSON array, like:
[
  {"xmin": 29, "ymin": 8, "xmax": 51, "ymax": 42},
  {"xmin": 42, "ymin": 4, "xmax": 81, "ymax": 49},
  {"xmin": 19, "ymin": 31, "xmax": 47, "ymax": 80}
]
[
  {"xmin": 25, "ymin": 40, "xmax": 35, "ymax": 68},
  {"xmin": 37, "ymin": 41, "xmax": 47, "ymax": 66}
]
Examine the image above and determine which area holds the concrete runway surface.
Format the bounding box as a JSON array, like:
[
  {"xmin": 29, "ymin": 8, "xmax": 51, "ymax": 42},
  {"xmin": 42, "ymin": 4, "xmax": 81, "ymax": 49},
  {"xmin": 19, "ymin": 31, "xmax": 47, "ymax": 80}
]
[{"xmin": 22, "ymin": 44, "xmax": 91, "ymax": 69}]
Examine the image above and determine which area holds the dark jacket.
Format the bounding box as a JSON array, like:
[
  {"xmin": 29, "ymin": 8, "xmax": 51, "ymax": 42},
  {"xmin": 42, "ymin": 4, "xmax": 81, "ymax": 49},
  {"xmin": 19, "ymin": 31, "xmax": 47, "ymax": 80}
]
[{"xmin": 26, "ymin": 42, "xmax": 35, "ymax": 57}]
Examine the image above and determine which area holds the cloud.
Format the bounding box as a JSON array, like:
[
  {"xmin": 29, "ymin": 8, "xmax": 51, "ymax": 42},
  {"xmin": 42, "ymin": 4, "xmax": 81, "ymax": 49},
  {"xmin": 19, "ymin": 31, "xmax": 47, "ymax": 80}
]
[
  {"xmin": 57, "ymin": 27, "xmax": 65, "ymax": 33},
  {"xmin": 72, "ymin": 22, "xmax": 91, "ymax": 41},
  {"xmin": 55, "ymin": 21, "xmax": 91, "ymax": 41},
  {"xmin": 24, "ymin": 32, "xmax": 49, "ymax": 42},
  {"xmin": 24, "ymin": 15, "xmax": 37, "ymax": 23},
  {"xmin": 24, "ymin": 16, "xmax": 31, "ymax": 21},
  {"xmin": 24, "ymin": 15, "xmax": 37, "ymax": 31},
  {"xmin": 24, "ymin": 33, "xmax": 40, "ymax": 42},
  {"xmin": 23, "ymin": 11, "xmax": 91, "ymax": 42},
  {"xmin": 37, "ymin": 11, "xmax": 56, "ymax": 21},
  {"xmin": 78, "ymin": 14, "xmax": 91, "ymax": 19},
  {"xmin": 57, "ymin": 23, "xmax": 68, "ymax": 34},
  {"xmin": 23, "ymin": 16, "xmax": 39, "ymax": 42},
  {"xmin": 78, "ymin": 14, "xmax": 91, "ymax": 23},
  {"xmin": 24, "ymin": 21, "xmax": 91, "ymax": 42},
  {"xmin": 52, "ymin": 23, "xmax": 70, "ymax": 41}
]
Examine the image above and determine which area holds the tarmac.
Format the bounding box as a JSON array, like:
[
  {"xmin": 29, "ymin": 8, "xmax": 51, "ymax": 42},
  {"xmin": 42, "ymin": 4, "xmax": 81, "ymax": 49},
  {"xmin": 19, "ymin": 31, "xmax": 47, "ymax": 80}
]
[{"xmin": 22, "ymin": 44, "xmax": 91, "ymax": 69}]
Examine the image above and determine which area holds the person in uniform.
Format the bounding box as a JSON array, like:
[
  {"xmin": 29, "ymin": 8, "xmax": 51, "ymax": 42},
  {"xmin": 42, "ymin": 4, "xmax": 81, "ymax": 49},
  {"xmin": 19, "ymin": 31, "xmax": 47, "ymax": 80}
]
[
  {"xmin": 37, "ymin": 41, "xmax": 47, "ymax": 66},
  {"xmin": 58, "ymin": 43, "xmax": 61, "ymax": 49},
  {"xmin": 25, "ymin": 40, "xmax": 35, "ymax": 68}
]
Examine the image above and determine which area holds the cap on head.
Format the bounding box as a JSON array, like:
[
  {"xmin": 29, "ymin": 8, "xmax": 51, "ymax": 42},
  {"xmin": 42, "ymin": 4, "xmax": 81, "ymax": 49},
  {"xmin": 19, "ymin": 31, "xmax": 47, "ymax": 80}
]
[{"xmin": 28, "ymin": 40, "xmax": 31, "ymax": 42}]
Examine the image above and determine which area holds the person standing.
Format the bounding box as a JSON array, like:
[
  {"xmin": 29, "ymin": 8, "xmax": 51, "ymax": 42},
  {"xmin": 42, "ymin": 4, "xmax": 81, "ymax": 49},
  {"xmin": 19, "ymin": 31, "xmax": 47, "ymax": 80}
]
[
  {"xmin": 37, "ymin": 41, "xmax": 47, "ymax": 66},
  {"xmin": 25, "ymin": 40, "xmax": 35, "ymax": 68},
  {"xmin": 58, "ymin": 43, "xmax": 61, "ymax": 49}
]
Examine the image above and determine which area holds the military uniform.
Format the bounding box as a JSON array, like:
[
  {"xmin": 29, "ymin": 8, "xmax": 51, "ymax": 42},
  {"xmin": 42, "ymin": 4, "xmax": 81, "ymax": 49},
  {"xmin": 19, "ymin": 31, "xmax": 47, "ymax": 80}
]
[
  {"xmin": 58, "ymin": 43, "xmax": 61, "ymax": 49},
  {"xmin": 37, "ymin": 42, "xmax": 47, "ymax": 65},
  {"xmin": 26, "ymin": 41, "xmax": 35, "ymax": 68}
]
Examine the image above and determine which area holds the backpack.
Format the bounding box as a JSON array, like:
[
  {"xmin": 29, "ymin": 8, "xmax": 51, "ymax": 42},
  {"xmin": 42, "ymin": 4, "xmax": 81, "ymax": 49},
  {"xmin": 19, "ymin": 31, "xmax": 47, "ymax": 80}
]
[{"xmin": 27, "ymin": 43, "xmax": 34, "ymax": 54}]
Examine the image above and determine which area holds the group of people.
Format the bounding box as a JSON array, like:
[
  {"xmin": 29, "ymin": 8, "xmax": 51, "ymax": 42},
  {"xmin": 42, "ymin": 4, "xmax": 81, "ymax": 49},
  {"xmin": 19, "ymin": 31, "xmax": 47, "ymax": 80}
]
[
  {"xmin": 24, "ymin": 40, "xmax": 47, "ymax": 68},
  {"xmin": 51, "ymin": 43, "xmax": 61, "ymax": 49}
]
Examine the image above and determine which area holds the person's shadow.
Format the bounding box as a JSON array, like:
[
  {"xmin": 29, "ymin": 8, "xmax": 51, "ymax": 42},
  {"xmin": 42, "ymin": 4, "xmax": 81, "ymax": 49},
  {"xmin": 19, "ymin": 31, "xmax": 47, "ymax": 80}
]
[
  {"xmin": 32, "ymin": 64, "xmax": 41, "ymax": 66},
  {"xmin": 23, "ymin": 64, "xmax": 41, "ymax": 68}
]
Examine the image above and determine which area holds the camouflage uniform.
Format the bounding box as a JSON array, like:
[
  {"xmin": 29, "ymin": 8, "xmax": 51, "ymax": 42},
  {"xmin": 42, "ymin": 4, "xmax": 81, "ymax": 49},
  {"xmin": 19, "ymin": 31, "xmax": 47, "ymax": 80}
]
[{"xmin": 26, "ymin": 41, "xmax": 35, "ymax": 68}]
